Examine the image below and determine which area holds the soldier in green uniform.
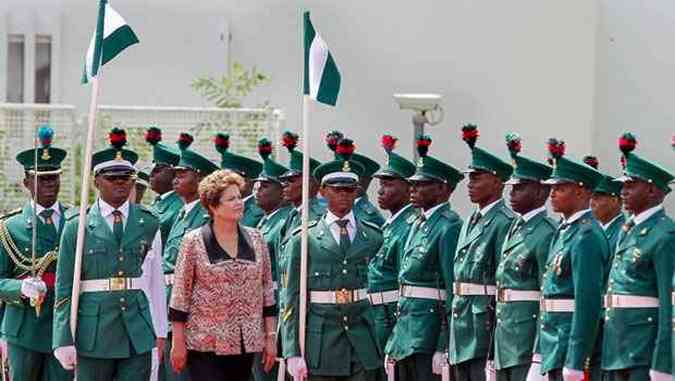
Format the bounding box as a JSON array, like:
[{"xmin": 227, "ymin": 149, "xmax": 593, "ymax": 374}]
[
  {"xmin": 213, "ymin": 133, "xmax": 265, "ymax": 227},
  {"xmin": 449, "ymin": 125, "xmax": 515, "ymax": 381},
  {"xmin": 0, "ymin": 126, "xmax": 73, "ymax": 381},
  {"xmin": 325, "ymin": 131, "xmax": 385, "ymax": 227},
  {"xmin": 493, "ymin": 134, "xmax": 555, "ymax": 381},
  {"xmin": 367, "ymin": 135, "xmax": 417, "ymax": 357},
  {"xmin": 537, "ymin": 138, "xmax": 609, "ymax": 381},
  {"xmin": 145, "ymin": 127, "xmax": 183, "ymax": 246},
  {"xmin": 282, "ymin": 138, "xmax": 383, "ymax": 381},
  {"xmin": 161, "ymin": 133, "xmax": 218, "ymax": 381},
  {"xmin": 582, "ymin": 155, "xmax": 625, "ymax": 251},
  {"xmin": 132, "ymin": 169, "xmax": 150, "ymax": 204},
  {"xmin": 601, "ymin": 133, "xmax": 673, "ymax": 381},
  {"xmin": 52, "ymin": 128, "xmax": 166, "ymax": 380},
  {"xmin": 384, "ymin": 135, "xmax": 463, "ymax": 381},
  {"xmin": 251, "ymin": 138, "xmax": 291, "ymax": 381}
]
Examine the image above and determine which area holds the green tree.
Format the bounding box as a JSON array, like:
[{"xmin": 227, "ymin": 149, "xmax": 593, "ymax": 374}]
[{"xmin": 191, "ymin": 62, "xmax": 271, "ymax": 108}]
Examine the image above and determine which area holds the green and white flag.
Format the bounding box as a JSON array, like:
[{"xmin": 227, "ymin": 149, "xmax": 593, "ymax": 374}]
[
  {"xmin": 82, "ymin": 0, "xmax": 139, "ymax": 84},
  {"xmin": 303, "ymin": 11, "xmax": 341, "ymax": 106}
]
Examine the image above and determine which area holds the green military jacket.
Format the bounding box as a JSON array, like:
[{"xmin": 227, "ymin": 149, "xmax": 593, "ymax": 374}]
[
  {"xmin": 256, "ymin": 206, "xmax": 292, "ymax": 298},
  {"xmin": 539, "ymin": 210, "xmax": 609, "ymax": 373},
  {"xmin": 281, "ymin": 216, "xmax": 383, "ymax": 376},
  {"xmin": 449, "ymin": 200, "xmax": 515, "ymax": 365},
  {"xmin": 493, "ymin": 209, "xmax": 556, "ymax": 370},
  {"xmin": 0, "ymin": 202, "xmax": 70, "ymax": 352},
  {"xmin": 241, "ymin": 195, "xmax": 265, "ymax": 228},
  {"xmin": 354, "ymin": 196, "xmax": 385, "ymax": 227},
  {"xmin": 368, "ymin": 204, "xmax": 418, "ymax": 293},
  {"xmin": 52, "ymin": 201, "xmax": 159, "ymax": 358},
  {"xmin": 162, "ymin": 201, "xmax": 210, "ymax": 275},
  {"xmin": 603, "ymin": 213, "xmax": 625, "ymax": 258},
  {"xmin": 601, "ymin": 208, "xmax": 674, "ymax": 374},
  {"xmin": 150, "ymin": 190, "xmax": 183, "ymax": 248},
  {"xmin": 385, "ymin": 203, "xmax": 462, "ymax": 360}
]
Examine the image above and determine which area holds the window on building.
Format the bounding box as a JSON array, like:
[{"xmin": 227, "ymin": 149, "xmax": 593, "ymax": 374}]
[
  {"xmin": 7, "ymin": 34, "xmax": 25, "ymax": 103},
  {"xmin": 35, "ymin": 35, "xmax": 52, "ymax": 103}
]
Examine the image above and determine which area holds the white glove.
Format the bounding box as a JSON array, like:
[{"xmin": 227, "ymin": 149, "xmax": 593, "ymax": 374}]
[
  {"xmin": 526, "ymin": 360, "xmax": 546, "ymax": 381},
  {"xmin": 484, "ymin": 360, "xmax": 496, "ymax": 381},
  {"xmin": 384, "ymin": 355, "xmax": 396, "ymax": 380},
  {"xmin": 562, "ymin": 367, "xmax": 583, "ymax": 381},
  {"xmin": 431, "ymin": 352, "xmax": 447, "ymax": 375},
  {"xmin": 54, "ymin": 346, "xmax": 77, "ymax": 370},
  {"xmin": 286, "ymin": 356, "xmax": 307, "ymax": 380},
  {"xmin": 21, "ymin": 278, "xmax": 46, "ymax": 299},
  {"xmin": 0, "ymin": 339, "xmax": 6, "ymax": 359},
  {"xmin": 649, "ymin": 369, "xmax": 670, "ymax": 381}
]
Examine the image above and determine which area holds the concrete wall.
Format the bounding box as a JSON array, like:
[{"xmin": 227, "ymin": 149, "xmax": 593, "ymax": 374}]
[{"xmin": 1, "ymin": 0, "xmax": 672, "ymax": 214}]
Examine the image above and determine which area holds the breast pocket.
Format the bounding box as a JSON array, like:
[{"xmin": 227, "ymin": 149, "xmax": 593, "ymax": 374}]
[
  {"xmin": 83, "ymin": 246, "xmax": 108, "ymax": 278},
  {"xmin": 309, "ymin": 268, "xmax": 333, "ymax": 290}
]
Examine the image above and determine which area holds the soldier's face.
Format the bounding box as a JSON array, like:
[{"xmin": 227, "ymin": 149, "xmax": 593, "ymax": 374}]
[
  {"xmin": 410, "ymin": 181, "xmax": 443, "ymax": 210},
  {"xmin": 281, "ymin": 175, "xmax": 302, "ymax": 205},
  {"xmin": 95, "ymin": 174, "xmax": 134, "ymax": 207},
  {"xmin": 468, "ymin": 171, "xmax": 502, "ymax": 205},
  {"xmin": 377, "ymin": 177, "xmax": 410, "ymax": 212},
  {"xmin": 254, "ymin": 180, "xmax": 283, "ymax": 213},
  {"xmin": 590, "ymin": 193, "xmax": 622, "ymax": 224},
  {"xmin": 620, "ymin": 180, "xmax": 653, "ymax": 215},
  {"xmin": 24, "ymin": 174, "xmax": 61, "ymax": 208},
  {"xmin": 149, "ymin": 164, "xmax": 174, "ymax": 194},
  {"xmin": 173, "ymin": 169, "xmax": 200, "ymax": 199},
  {"xmin": 550, "ymin": 183, "xmax": 578, "ymax": 215},
  {"xmin": 320, "ymin": 185, "xmax": 358, "ymax": 217},
  {"xmin": 509, "ymin": 181, "xmax": 542, "ymax": 215}
]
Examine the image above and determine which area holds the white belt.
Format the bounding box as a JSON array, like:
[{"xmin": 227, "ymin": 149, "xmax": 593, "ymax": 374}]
[
  {"xmin": 671, "ymin": 291, "xmax": 674, "ymax": 305},
  {"xmin": 80, "ymin": 277, "xmax": 144, "ymax": 293},
  {"xmin": 368, "ymin": 290, "xmax": 399, "ymax": 305},
  {"xmin": 164, "ymin": 274, "xmax": 175, "ymax": 286},
  {"xmin": 310, "ymin": 288, "xmax": 368, "ymax": 304},
  {"xmin": 496, "ymin": 288, "xmax": 541, "ymax": 303},
  {"xmin": 540, "ymin": 298, "xmax": 575, "ymax": 312},
  {"xmin": 400, "ymin": 285, "xmax": 446, "ymax": 301},
  {"xmin": 453, "ymin": 282, "xmax": 496, "ymax": 296},
  {"xmin": 604, "ymin": 294, "xmax": 659, "ymax": 309}
]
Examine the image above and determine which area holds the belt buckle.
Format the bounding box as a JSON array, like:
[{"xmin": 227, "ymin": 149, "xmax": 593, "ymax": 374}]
[
  {"xmin": 453, "ymin": 283, "xmax": 461, "ymax": 295},
  {"xmin": 109, "ymin": 277, "xmax": 127, "ymax": 291},
  {"xmin": 604, "ymin": 294, "xmax": 613, "ymax": 308},
  {"xmin": 335, "ymin": 288, "xmax": 353, "ymax": 304}
]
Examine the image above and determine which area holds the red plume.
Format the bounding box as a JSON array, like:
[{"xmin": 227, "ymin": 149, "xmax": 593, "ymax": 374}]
[
  {"xmin": 381, "ymin": 135, "xmax": 398, "ymax": 153},
  {"xmin": 582, "ymin": 155, "xmax": 599, "ymax": 169},
  {"xmin": 416, "ymin": 135, "xmax": 432, "ymax": 157},
  {"xmin": 546, "ymin": 138, "xmax": 565, "ymax": 165},
  {"xmin": 144, "ymin": 127, "xmax": 162, "ymax": 145},
  {"xmin": 336, "ymin": 138, "xmax": 355, "ymax": 159},
  {"xmin": 109, "ymin": 128, "xmax": 127, "ymax": 150},
  {"xmin": 462, "ymin": 124, "xmax": 479, "ymax": 149},
  {"xmin": 618, "ymin": 132, "xmax": 637, "ymax": 155},
  {"xmin": 325, "ymin": 130, "xmax": 344, "ymax": 152},
  {"xmin": 177, "ymin": 132, "xmax": 194, "ymax": 151},
  {"xmin": 213, "ymin": 133, "xmax": 229, "ymax": 154},
  {"xmin": 282, "ymin": 131, "xmax": 299, "ymax": 152},
  {"xmin": 257, "ymin": 138, "xmax": 273, "ymax": 160}
]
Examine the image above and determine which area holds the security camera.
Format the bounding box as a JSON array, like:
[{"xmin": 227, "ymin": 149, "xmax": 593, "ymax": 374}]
[{"xmin": 393, "ymin": 93, "xmax": 443, "ymax": 112}]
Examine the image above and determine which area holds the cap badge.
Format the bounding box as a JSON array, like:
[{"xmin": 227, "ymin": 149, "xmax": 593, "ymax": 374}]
[
  {"xmin": 417, "ymin": 157, "xmax": 424, "ymax": 167},
  {"xmin": 115, "ymin": 151, "xmax": 123, "ymax": 161},
  {"xmin": 342, "ymin": 161, "xmax": 351, "ymax": 172},
  {"xmin": 41, "ymin": 148, "xmax": 51, "ymax": 161}
]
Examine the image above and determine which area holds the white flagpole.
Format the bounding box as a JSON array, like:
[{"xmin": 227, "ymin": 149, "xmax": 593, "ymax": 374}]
[
  {"xmin": 299, "ymin": 94, "xmax": 310, "ymax": 359},
  {"xmin": 69, "ymin": 75, "xmax": 100, "ymax": 337}
]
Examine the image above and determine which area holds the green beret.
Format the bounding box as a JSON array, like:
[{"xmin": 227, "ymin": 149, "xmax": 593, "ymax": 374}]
[
  {"xmin": 16, "ymin": 125, "xmax": 67, "ymax": 175},
  {"xmin": 373, "ymin": 135, "xmax": 416, "ymax": 179},
  {"xmin": 408, "ymin": 135, "xmax": 464, "ymax": 186},
  {"xmin": 461, "ymin": 125, "xmax": 513, "ymax": 182}
]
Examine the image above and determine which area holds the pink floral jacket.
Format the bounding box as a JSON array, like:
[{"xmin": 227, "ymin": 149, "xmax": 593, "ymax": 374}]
[{"xmin": 169, "ymin": 225, "xmax": 275, "ymax": 355}]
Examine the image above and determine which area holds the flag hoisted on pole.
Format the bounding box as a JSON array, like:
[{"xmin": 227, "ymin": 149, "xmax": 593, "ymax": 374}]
[
  {"xmin": 298, "ymin": 11, "xmax": 340, "ymax": 369},
  {"xmin": 70, "ymin": 0, "xmax": 139, "ymax": 343},
  {"xmin": 82, "ymin": 0, "xmax": 139, "ymax": 84}
]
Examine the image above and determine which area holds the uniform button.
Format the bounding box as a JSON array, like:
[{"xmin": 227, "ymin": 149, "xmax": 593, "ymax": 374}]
[
  {"xmin": 119, "ymin": 256, "xmax": 124, "ymax": 261},
  {"xmin": 121, "ymin": 306, "xmax": 126, "ymax": 311},
  {"xmin": 607, "ymin": 286, "xmax": 612, "ymax": 292},
  {"xmin": 343, "ymin": 260, "xmax": 348, "ymax": 265},
  {"xmin": 118, "ymin": 271, "xmax": 124, "ymax": 276},
  {"xmin": 532, "ymin": 314, "xmax": 537, "ymax": 319},
  {"xmin": 120, "ymin": 298, "xmax": 125, "ymax": 302},
  {"xmin": 344, "ymin": 325, "xmax": 349, "ymax": 331},
  {"xmin": 647, "ymin": 317, "xmax": 653, "ymax": 322},
  {"xmin": 314, "ymin": 272, "xmax": 319, "ymax": 276},
  {"xmin": 453, "ymin": 313, "xmax": 458, "ymax": 318},
  {"xmin": 119, "ymin": 249, "xmax": 123, "ymax": 254},
  {"xmin": 497, "ymin": 318, "xmax": 501, "ymax": 323},
  {"xmin": 342, "ymin": 269, "xmax": 348, "ymax": 274},
  {"xmin": 605, "ymin": 316, "xmax": 610, "ymax": 321},
  {"xmin": 343, "ymin": 316, "xmax": 348, "ymax": 322}
]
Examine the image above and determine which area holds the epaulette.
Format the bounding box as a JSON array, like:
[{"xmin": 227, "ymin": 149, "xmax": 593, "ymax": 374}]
[
  {"xmin": 0, "ymin": 208, "xmax": 21, "ymax": 220},
  {"xmin": 361, "ymin": 219, "xmax": 382, "ymax": 232},
  {"xmin": 498, "ymin": 205, "xmax": 517, "ymax": 219},
  {"xmin": 137, "ymin": 204, "xmax": 159, "ymax": 218},
  {"xmin": 291, "ymin": 220, "xmax": 319, "ymax": 236}
]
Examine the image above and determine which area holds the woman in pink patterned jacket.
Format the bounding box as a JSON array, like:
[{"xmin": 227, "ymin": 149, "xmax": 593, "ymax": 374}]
[{"xmin": 169, "ymin": 170, "xmax": 277, "ymax": 381}]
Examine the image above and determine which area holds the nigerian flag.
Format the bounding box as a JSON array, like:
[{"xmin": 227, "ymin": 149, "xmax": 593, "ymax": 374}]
[
  {"xmin": 303, "ymin": 12, "xmax": 341, "ymax": 106},
  {"xmin": 82, "ymin": 0, "xmax": 139, "ymax": 84}
]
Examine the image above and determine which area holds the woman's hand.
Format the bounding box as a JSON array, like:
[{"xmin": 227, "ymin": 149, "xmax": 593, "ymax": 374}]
[
  {"xmin": 170, "ymin": 333, "xmax": 188, "ymax": 373},
  {"xmin": 262, "ymin": 334, "xmax": 277, "ymax": 373},
  {"xmin": 156, "ymin": 338, "xmax": 166, "ymax": 363}
]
